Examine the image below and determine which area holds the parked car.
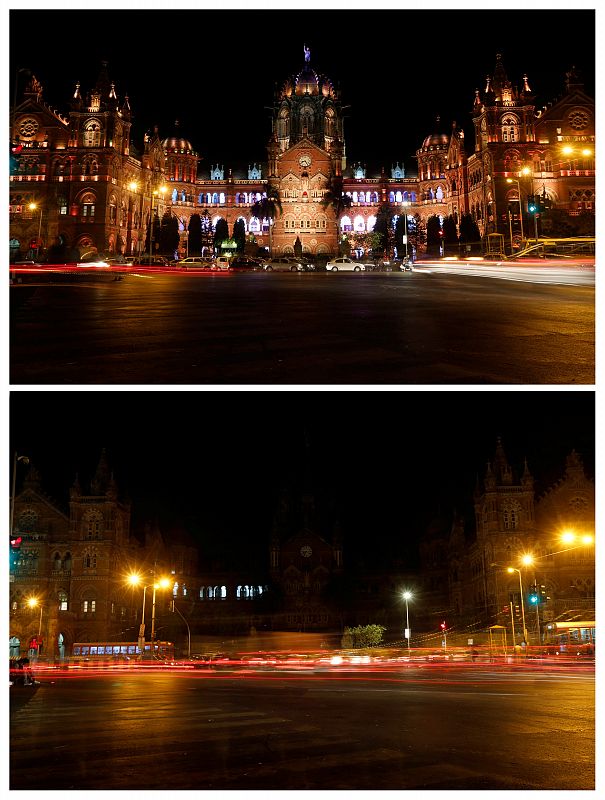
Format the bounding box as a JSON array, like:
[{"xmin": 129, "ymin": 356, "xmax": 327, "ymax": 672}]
[
  {"xmin": 211, "ymin": 255, "xmax": 232, "ymax": 271},
  {"xmin": 229, "ymin": 256, "xmax": 264, "ymax": 271},
  {"xmin": 263, "ymin": 257, "xmax": 304, "ymax": 272},
  {"xmin": 130, "ymin": 255, "xmax": 171, "ymax": 267},
  {"xmin": 326, "ymin": 257, "xmax": 366, "ymax": 272},
  {"xmin": 177, "ymin": 256, "xmax": 212, "ymax": 269}
]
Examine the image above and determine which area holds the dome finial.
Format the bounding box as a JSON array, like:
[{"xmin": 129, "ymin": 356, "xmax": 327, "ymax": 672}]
[{"xmin": 304, "ymin": 43, "xmax": 311, "ymax": 63}]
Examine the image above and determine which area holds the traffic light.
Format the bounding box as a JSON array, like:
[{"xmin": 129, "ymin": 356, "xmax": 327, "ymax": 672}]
[
  {"xmin": 529, "ymin": 588, "xmax": 539, "ymax": 604},
  {"xmin": 539, "ymin": 584, "xmax": 549, "ymax": 604},
  {"xmin": 440, "ymin": 621, "xmax": 447, "ymax": 631},
  {"xmin": 527, "ymin": 195, "xmax": 537, "ymax": 214}
]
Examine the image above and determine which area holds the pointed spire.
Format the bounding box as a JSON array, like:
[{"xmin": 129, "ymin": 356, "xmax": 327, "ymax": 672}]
[
  {"xmin": 474, "ymin": 88, "xmax": 482, "ymax": 108},
  {"xmin": 109, "ymin": 82, "xmax": 117, "ymax": 100},
  {"xmin": 522, "ymin": 74, "xmax": 531, "ymax": 93},
  {"xmin": 73, "ymin": 82, "xmax": 81, "ymax": 101},
  {"xmin": 521, "ymin": 456, "xmax": 534, "ymax": 488},
  {"xmin": 91, "ymin": 448, "xmax": 110, "ymax": 495},
  {"xmin": 70, "ymin": 472, "xmax": 81, "ymax": 499}
]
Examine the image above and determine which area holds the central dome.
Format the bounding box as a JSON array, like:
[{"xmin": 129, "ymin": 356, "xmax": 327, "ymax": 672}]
[{"xmin": 163, "ymin": 136, "xmax": 194, "ymax": 153}]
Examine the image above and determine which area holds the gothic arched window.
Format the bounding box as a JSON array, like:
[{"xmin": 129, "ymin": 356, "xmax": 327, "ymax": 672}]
[
  {"xmin": 501, "ymin": 115, "xmax": 520, "ymax": 143},
  {"xmin": 83, "ymin": 120, "xmax": 102, "ymax": 148}
]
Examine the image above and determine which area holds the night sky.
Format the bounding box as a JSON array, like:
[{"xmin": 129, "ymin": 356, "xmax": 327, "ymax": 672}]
[
  {"xmin": 9, "ymin": 391, "xmax": 595, "ymax": 569},
  {"xmin": 9, "ymin": 5, "xmax": 596, "ymax": 174}
]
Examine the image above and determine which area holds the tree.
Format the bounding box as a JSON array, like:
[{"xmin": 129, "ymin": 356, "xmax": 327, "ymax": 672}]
[
  {"xmin": 145, "ymin": 211, "xmax": 161, "ymax": 255},
  {"xmin": 442, "ymin": 214, "xmax": 459, "ymax": 256},
  {"xmin": 187, "ymin": 213, "xmax": 202, "ymax": 255},
  {"xmin": 213, "ymin": 217, "xmax": 229, "ymax": 252},
  {"xmin": 232, "ymin": 218, "xmax": 246, "ymax": 253},
  {"xmin": 373, "ymin": 203, "xmax": 395, "ymax": 256},
  {"xmin": 406, "ymin": 213, "xmax": 426, "ymax": 259},
  {"xmin": 321, "ymin": 180, "xmax": 352, "ymax": 254},
  {"xmin": 159, "ymin": 211, "xmax": 180, "ymax": 257},
  {"xmin": 200, "ymin": 210, "xmax": 213, "ymax": 255},
  {"xmin": 459, "ymin": 213, "xmax": 482, "ymax": 254},
  {"xmin": 340, "ymin": 624, "xmax": 387, "ymax": 649},
  {"xmin": 426, "ymin": 214, "xmax": 442, "ymax": 257},
  {"xmin": 251, "ymin": 187, "xmax": 282, "ymax": 254}
]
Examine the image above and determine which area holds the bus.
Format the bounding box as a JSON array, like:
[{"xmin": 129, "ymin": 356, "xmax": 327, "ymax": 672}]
[
  {"xmin": 544, "ymin": 621, "xmax": 595, "ymax": 653},
  {"xmin": 71, "ymin": 641, "xmax": 175, "ymax": 661}
]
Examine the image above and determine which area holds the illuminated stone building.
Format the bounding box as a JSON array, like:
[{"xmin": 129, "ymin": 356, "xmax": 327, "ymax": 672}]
[{"xmin": 10, "ymin": 50, "xmax": 594, "ymax": 263}]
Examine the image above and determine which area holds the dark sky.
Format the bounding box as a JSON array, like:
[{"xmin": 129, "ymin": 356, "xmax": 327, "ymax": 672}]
[
  {"xmin": 10, "ymin": 391, "xmax": 595, "ymax": 568},
  {"xmin": 9, "ymin": 7, "xmax": 596, "ymax": 174}
]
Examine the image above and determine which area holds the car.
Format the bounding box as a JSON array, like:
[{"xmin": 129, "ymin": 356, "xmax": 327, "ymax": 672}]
[
  {"xmin": 325, "ymin": 257, "xmax": 366, "ymax": 272},
  {"xmin": 229, "ymin": 256, "xmax": 264, "ymax": 271},
  {"xmin": 176, "ymin": 256, "xmax": 211, "ymax": 269},
  {"xmin": 104, "ymin": 256, "xmax": 133, "ymax": 266},
  {"xmin": 211, "ymin": 255, "xmax": 232, "ymax": 271},
  {"xmin": 130, "ymin": 255, "xmax": 171, "ymax": 267},
  {"xmin": 263, "ymin": 257, "xmax": 304, "ymax": 272}
]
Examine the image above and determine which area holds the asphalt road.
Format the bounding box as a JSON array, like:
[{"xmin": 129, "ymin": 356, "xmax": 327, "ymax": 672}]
[
  {"xmin": 10, "ymin": 664, "xmax": 594, "ymax": 790},
  {"xmin": 10, "ymin": 267, "xmax": 594, "ymax": 385}
]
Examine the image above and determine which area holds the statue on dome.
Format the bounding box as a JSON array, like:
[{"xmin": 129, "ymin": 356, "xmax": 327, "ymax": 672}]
[{"xmin": 304, "ymin": 44, "xmax": 310, "ymax": 63}]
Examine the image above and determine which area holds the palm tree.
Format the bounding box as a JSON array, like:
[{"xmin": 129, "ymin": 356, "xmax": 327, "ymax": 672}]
[
  {"xmin": 251, "ymin": 187, "xmax": 282, "ymax": 255},
  {"xmin": 321, "ymin": 181, "xmax": 353, "ymax": 254}
]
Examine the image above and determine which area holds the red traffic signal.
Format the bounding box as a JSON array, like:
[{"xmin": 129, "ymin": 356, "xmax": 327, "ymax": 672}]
[
  {"xmin": 10, "ymin": 536, "xmax": 22, "ymax": 547},
  {"xmin": 440, "ymin": 621, "xmax": 446, "ymax": 630}
]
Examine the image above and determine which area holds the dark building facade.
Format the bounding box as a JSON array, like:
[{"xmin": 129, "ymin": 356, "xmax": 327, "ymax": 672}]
[
  {"xmin": 10, "ymin": 50, "xmax": 594, "ymax": 263},
  {"xmin": 9, "ymin": 440, "xmax": 594, "ymax": 659}
]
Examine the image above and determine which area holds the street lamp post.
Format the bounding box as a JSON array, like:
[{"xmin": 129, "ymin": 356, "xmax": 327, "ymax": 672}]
[
  {"xmin": 26, "ymin": 597, "xmax": 43, "ymax": 659},
  {"xmin": 27, "ymin": 203, "xmax": 43, "ymax": 257},
  {"xmin": 128, "ymin": 572, "xmax": 171, "ymax": 658},
  {"xmin": 402, "ymin": 591, "xmax": 412, "ymax": 655},
  {"xmin": 171, "ymin": 600, "xmax": 191, "ymax": 659},
  {"xmin": 148, "ymin": 184, "xmax": 167, "ymax": 261},
  {"xmin": 505, "ymin": 179, "xmax": 524, "ymax": 245},
  {"xmin": 521, "ymin": 554, "xmax": 541, "ymax": 644},
  {"xmin": 151, "ymin": 577, "xmax": 171, "ymax": 649},
  {"xmin": 401, "ymin": 201, "xmax": 411, "ymax": 261},
  {"xmin": 127, "ymin": 181, "xmax": 139, "ymax": 257},
  {"xmin": 507, "ymin": 567, "xmax": 528, "ymax": 644}
]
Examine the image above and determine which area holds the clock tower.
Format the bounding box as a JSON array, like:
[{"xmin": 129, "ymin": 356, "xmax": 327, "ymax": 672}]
[{"xmin": 267, "ymin": 46, "xmax": 346, "ymax": 257}]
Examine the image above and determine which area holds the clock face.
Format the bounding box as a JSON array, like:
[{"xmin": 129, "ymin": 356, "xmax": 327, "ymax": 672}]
[
  {"xmin": 299, "ymin": 154, "xmax": 311, "ymax": 168},
  {"xmin": 300, "ymin": 545, "xmax": 312, "ymax": 558}
]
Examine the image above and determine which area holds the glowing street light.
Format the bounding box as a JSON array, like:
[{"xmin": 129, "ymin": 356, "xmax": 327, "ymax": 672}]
[
  {"xmin": 26, "ymin": 596, "xmax": 44, "ymax": 659},
  {"xmin": 28, "ymin": 202, "xmax": 43, "ymax": 255},
  {"xmin": 26, "ymin": 597, "xmax": 43, "ymax": 637},
  {"xmin": 127, "ymin": 572, "xmax": 171, "ymax": 657},
  {"xmin": 561, "ymin": 530, "xmax": 593, "ymax": 546},
  {"xmin": 507, "ymin": 566, "xmax": 528, "ymax": 645},
  {"xmin": 402, "ymin": 590, "xmax": 413, "ymax": 655}
]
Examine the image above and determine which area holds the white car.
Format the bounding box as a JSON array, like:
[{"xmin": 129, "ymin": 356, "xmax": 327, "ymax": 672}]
[
  {"xmin": 211, "ymin": 256, "xmax": 232, "ymax": 271},
  {"xmin": 263, "ymin": 257, "xmax": 303, "ymax": 272},
  {"xmin": 326, "ymin": 257, "xmax": 366, "ymax": 272},
  {"xmin": 177, "ymin": 256, "xmax": 212, "ymax": 268}
]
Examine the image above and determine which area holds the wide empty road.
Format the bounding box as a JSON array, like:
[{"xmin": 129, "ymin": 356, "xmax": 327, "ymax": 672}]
[
  {"xmin": 10, "ymin": 266, "xmax": 594, "ymax": 384},
  {"xmin": 10, "ymin": 663, "xmax": 594, "ymax": 790}
]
